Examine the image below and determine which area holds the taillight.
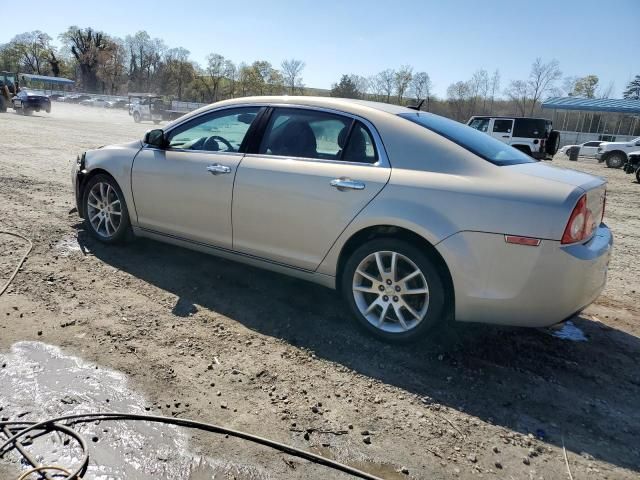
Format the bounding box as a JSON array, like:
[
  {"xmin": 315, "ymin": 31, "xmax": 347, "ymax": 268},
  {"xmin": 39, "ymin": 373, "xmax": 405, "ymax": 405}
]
[{"xmin": 561, "ymin": 195, "xmax": 594, "ymax": 244}]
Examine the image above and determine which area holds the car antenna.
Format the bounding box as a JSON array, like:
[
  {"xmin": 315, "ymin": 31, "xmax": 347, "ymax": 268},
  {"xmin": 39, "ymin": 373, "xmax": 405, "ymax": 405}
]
[{"xmin": 406, "ymin": 99, "xmax": 425, "ymax": 111}]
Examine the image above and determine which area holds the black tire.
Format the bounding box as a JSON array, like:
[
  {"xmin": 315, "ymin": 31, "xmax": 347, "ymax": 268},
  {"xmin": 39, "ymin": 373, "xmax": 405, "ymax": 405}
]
[
  {"xmin": 546, "ymin": 130, "xmax": 560, "ymax": 155},
  {"xmin": 635, "ymin": 167, "xmax": 640, "ymax": 184},
  {"xmin": 341, "ymin": 238, "xmax": 448, "ymax": 343},
  {"xmin": 605, "ymin": 152, "xmax": 625, "ymax": 169},
  {"xmin": 133, "ymin": 112, "xmax": 141, "ymax": 123},
  {"xmin": 82, "ymin": 174, "xmax": 131, "ymax": 244},
  {"xmin": 153, "ymin": 120, "xmax": 161, "ymax": 125},
  {"xmin": 45, "ymin": 105, "xmax": 51, "ymax": 113},
  {"xmin": 0, "ymin": 96, "xmax": 6, "ymax": 113}
]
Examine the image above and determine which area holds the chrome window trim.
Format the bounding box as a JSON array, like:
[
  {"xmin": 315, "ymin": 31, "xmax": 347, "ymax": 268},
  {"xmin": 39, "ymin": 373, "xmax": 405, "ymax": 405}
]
[{"xmin": 159, "ymin": 102, "xmax": 392, "ymax": 168}]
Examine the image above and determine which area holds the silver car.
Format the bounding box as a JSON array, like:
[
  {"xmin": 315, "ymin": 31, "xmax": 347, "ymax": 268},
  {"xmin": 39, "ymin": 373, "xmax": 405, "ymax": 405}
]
[{"xmin": 72, "ymin": 96, "xmax": 612, "ymax": 341}]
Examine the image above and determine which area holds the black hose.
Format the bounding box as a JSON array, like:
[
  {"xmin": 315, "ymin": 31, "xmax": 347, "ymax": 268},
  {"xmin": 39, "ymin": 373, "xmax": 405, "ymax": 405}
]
[{"xmin": 0, "ymin": 412, "xmax": 384, "ymax": 480}]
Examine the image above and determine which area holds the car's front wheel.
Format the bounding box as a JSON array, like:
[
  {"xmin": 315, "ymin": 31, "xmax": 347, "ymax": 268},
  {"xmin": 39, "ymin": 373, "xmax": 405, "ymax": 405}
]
[
  {"xmin": 83, "ymin": 174, "xmax": 131, "ymax": 243},
  {"xmin": 341, "ymin": 239, "xmax": 447, "ymax": 342},
  {"xmin": 605, "ymin": 152, "xmax": 625, "ymax": 169},
  {"xmin": 133, "ymin": 112, "xmax": 141, "ymax": 123}
]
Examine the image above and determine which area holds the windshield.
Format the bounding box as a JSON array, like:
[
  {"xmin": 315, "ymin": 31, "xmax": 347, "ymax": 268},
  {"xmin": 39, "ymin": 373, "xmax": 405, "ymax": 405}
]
[{"xmin": 399, "ymin": 112, "xmax": 536, "ymax": 166}]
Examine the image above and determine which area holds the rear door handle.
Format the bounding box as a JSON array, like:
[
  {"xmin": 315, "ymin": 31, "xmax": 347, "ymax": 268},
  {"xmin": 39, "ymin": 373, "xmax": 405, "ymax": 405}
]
[
  {"xmin": 330, "ymin": 178, "xmax": 365, "ymax": 191},
  {"xmin": 206, "ymin": 164, "xmax": 231, "ymax": 175}
]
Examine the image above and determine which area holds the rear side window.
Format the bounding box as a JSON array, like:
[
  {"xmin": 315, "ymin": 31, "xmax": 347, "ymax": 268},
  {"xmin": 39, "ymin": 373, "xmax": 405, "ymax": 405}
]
[
  {"xmin": 493, "ymin": 120, "xmax": 513, "ymax": 133},
  {"xmin": 259, "ymin": 108, "xmax": 378, "ymax": 163},
  {"xmin": 513, "ymin": 118, "xmax": 547, "ymax": 138},
  {"xmin": 399, "ymin": 112, "xmax": 536, "ymax": 166}
]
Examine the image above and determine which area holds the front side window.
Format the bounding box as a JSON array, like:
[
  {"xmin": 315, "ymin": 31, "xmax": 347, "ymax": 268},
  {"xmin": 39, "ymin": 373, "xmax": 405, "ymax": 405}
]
[
  {"xmin": 259, "ymin": 108, "xmax": 378, "ymax": 163},
  {"xmin": 468, "ymin": 118, "xmax": 490, "ymax": 132},
  {"xmin": 167, "ymin": 107, "xmax": 260, "ymax": 152},
  {"xmin": 399, "ymin": 112, "xmax": 536, "ymax": 166}
]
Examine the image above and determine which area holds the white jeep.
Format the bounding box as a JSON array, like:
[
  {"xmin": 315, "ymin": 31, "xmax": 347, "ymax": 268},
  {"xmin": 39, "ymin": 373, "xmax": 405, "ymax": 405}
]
[
  {"xmin": 595, "ymin": 137, "xmax": 640, "ymax": 168},
  {"xmin": 467, "ymin": 116, "xmax": 559, "ymax": 159},
  {"xmin": 128, "ymin": 96, "xmax": 164, "ymax": 124}
]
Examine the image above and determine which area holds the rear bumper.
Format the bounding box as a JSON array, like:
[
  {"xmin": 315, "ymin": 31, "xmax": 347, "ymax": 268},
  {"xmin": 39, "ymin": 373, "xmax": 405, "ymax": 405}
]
[{"xmin": 436, "ymin": 227, "xmax": 613, "ymax": 327}]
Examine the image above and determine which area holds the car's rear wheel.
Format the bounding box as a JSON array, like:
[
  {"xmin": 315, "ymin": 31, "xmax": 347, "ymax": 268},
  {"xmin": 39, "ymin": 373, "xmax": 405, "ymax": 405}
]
[
  {"xmin": 0, "ymin": 96, "xmax": 6, "ymax": 113},
  {"xmin": 605, "ymin": 152, "xmax": 625, "ymax": 169},
  {"xmin": 83, "ymin": 174, "xmax": 131, "ymax": 243},
  {"xmin": 133, "ymin": 112, "xmax": 141, "ymax": 123},
  {"xmin": 635, "ymin": 167, "xmax": 640, "ymax": 184},
  {"xmin": 341, "ymin": 239, "xmax": 446, "ymax": 342}
]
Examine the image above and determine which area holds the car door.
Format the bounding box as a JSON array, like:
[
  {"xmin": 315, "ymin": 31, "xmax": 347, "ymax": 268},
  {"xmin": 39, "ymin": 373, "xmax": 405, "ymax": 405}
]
[
  {"xmin": 490, "ymin": 119, "xmax": 514, "ymax": 144},
  {"xmin": 232, "ymin": 107, "xmax": 391, "ymax": 271},
  {"xmin": 131, "ymin": 106, "xmax": 262, "ymax": 249},
  {"xmin": 581, "ymin": 142, "xmax": 600, "ymax": 157}
]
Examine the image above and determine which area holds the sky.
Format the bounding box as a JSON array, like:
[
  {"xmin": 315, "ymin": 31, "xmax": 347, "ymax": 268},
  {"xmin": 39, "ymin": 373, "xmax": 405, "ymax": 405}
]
[{"xmin": 0, "ymin": 0, "xmax": 638, "ymax": 97}]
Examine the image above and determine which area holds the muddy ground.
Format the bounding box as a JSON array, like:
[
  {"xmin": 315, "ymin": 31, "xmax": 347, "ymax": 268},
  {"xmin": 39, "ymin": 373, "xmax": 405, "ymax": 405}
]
[{"xmin": 0, "ymin": 103, "xmax": 638, "ymax": 479}]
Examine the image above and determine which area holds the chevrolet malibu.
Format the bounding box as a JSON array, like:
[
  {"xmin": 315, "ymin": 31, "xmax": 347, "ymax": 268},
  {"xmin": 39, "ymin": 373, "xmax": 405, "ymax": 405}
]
[{"xmin": 72, "ymin": 97, "xmax": 612, "ymax": 342}]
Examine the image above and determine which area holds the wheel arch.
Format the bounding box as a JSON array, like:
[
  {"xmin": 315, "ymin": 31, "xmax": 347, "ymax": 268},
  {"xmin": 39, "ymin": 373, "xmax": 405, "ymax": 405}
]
[
  {"xmin": 335, "ymin": 225, "xmax": 455, "ymax": 316},
  {"xmin": 605, "ymin": 149, "xmax": 627, "ymax": 159}
]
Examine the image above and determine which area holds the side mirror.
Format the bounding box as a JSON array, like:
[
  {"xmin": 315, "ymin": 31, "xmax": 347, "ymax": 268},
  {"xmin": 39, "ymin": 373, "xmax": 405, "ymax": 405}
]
[{"xmin": 144, "ymin": 129, "xmax": 166, "ymax": 149}]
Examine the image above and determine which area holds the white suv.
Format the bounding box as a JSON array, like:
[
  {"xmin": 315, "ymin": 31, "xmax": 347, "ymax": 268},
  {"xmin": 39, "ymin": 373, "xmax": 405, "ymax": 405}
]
[
  {"xmin": 595, "ymin": 137, "xmax": 640, "ymax": 168},
  {"xmin": 467, "ymin": 116, "xmax": 559, "ymax": 160}
]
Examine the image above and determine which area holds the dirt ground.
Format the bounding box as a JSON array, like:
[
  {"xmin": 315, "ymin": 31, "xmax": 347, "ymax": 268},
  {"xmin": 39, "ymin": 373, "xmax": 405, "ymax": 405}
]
[{"xmin": 0, "ymin": 103, "xmax": 638, "ymax": 479}]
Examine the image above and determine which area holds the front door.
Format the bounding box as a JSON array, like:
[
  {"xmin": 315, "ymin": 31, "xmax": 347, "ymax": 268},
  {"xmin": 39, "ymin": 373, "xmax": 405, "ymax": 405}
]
[
  {"xmin": 131, "ymin": 106, "xmax": 261, "ymax": 249},
  {"xmin": 232, "ymin": 107, "xmax": 391, "ymax": 271},
  {"xmin": 491, "ymin": 119, "xmax": 514, "ymax": 144}
]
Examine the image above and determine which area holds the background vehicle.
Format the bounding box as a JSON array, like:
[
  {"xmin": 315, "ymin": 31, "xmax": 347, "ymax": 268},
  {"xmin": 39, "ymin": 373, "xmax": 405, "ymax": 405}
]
[
  {"xmin": 623, "ymin": 151, "xmax": 640, "ymax": 182},
  {"xmin": 559, "ymin": 141, "xmax": 602, "ymax": 158},
  {"xmin": 80, "ymin": 98, "xmax": 108, "ymax": 107},
  {"xmin": 596, "ymin": 137, "xmax": 640, "ymax": 168},
  {"xmin": 0, "ymin": 71, "xmax": 19, "ymax": 113},
  {"xmin": 128, "ymin": 94, "xmax": 165, "ymax": 123},
  {"xmin": 467, "ymin": 115, "xmax": 560, "ymax": 159},
  {"xmin": 72, "ymin": 96, "xmax": 611, "ymax": 342},
  {"xmin": 105, "ymin": 99, "xmax": 128, "ymax": 109},
  {"xmin": 11, "ymin": 89, "xmax": 51, "ymax": 115},
  {"xmin": 66, "ymin": 94, "xmax": 91, "ymax": 103}
]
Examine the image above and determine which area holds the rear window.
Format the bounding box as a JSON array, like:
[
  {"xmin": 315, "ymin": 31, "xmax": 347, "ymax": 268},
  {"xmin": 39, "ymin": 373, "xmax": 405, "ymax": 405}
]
[
  {"xmin": 513, "ymin": 118, "xmax": 548, "ymax": 138},
  {"xmin": 399, "ymin": 113, "xmax": 536, "ymax": 166}
]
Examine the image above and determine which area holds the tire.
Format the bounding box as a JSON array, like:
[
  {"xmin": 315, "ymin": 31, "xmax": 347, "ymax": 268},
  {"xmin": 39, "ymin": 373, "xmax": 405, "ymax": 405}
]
[
  {"xmin": 605, "ymin": 152, "xmax": 625, "ymax": 169},
  {"xmin": 82, "ymin": 174, "xmax": 131, "ymax": 244},
  {"xmin": 133, "ymin": 112, "xmax": 141, "ymax": 123},
  {"xmin": 341, "ymin": 238, "xmax": 447, "ymax": 343},
  {"xmin": 635, "ymin": 167, "xmax": 640, "ymax": 184},
  {"xmin": 153, "ymin": 120, "xmax": 161, "ymax": 125},
  {"xmin": 45, "ymin": 105, "xmax": 51, "ymax": 113},
  {"xmin": 546, "ymin": 130, "xmax": 560, "ymax": 155},
  {"xmin": 0, "ymin": 96, "xmax": 6, "ymax": 113}
]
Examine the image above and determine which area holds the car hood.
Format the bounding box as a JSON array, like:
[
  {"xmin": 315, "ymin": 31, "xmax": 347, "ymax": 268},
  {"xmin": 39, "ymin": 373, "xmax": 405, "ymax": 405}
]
[
  {"xmin": 505, "ymin": 162, "xmax": 605, "ymax": 191},
  {"xmin": 599, "ymin": 141, "xmax": 633, "ymax": 148}
]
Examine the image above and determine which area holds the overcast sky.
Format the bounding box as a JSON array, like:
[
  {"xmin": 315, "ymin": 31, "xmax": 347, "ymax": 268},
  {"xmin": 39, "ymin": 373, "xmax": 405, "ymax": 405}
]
[{"xmin": 1, "ymin": 0, "xmax": 638, "ymax": 97}]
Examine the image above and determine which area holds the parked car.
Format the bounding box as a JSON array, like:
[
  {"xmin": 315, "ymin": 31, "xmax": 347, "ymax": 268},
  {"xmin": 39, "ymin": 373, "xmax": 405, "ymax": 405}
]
[
  {"xmin": 467, "ymin": 116, "xmax": 560, "ymax": 159},
  {"xmin": 49, "ymin": 93, "xmax": 66, "ymax": 101},
  {"xmin": 72, "ymin": 97, "xmax": 611, "ymax": 342},
  {"xmin": 622, "ymin": 150, "xmax": 640, "ymax": 183},
  {"xmin": 559, "ymin": 141, "xmax": 602, "ymax": 158},
  {"xmin": 596, "ymin": 137, "xmax": 640, "ymax": 168},
  {"xmin": 105, "ymin": 99, "xmax": 129, "ymax": 109},
  {"xmin": 11, "ymin": 90, "xmax": 51, "ymax": 115},
  {"xmin": 80, "ymin": 98, "xmax": 109, "ymax": 107},
  {"xmin": 66, "ymin": 94, "xmax": 91, "ymax": 103}
]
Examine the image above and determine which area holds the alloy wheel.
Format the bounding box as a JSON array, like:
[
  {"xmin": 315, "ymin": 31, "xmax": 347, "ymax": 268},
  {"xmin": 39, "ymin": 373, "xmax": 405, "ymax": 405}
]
[
  {"xmin": 352, "ymin": 250, "xmax": 430, "ymax": 333},
  {"xmin": 86, "ymin": 182, "xmax": 123, "ymax": 239}
]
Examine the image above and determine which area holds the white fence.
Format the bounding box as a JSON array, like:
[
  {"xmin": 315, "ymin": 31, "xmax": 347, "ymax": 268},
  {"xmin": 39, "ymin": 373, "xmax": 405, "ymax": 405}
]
[{"xmin": 558, "ymin": 131, "xmax": 636, "ymax": 147}]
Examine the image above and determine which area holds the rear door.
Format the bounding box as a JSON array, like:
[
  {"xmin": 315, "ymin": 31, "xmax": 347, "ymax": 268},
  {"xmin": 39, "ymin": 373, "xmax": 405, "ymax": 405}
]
[
  {"xmin": 232, "ymin": 107, "xmax": 390, "ymax": 271},
  {"xmin": 491, "ymin": 119, "xmax": 514, "ymax": 143},
  {"xmin": 581, "ymin": 141, "xmax": 601, "ymax": 157}
]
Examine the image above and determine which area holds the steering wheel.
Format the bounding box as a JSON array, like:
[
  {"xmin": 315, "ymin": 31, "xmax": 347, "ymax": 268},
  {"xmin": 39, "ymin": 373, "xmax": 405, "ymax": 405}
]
[{"xmin": 204, "ymin": 135, "xmax": 234, "ymax": 152}]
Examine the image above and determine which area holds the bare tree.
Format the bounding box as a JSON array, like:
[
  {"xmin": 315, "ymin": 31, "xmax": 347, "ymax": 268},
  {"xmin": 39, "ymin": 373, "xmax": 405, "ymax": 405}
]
[
  {"xmin": 205, "ymin": 53, "xmax": 226, "ymax": 101},
  {"xmin": 505, "ymin": 80, "xmax": 529, "ymax": 116},
  {"xmin": 281, "ymin": 59, "xmax": 305, "ymax": 94},
  {"xmin": 446, "ymin": 81, "xmax": 472, "ymax": 121},
  {"xmin": 10, "ymin": 31, "xmax": 53, "ymax": 74},
  {"xmin": 527, "ymin": 58, "xmax": 561, "ymax": 115},
  {"xmin": 468, "ymin": 69, "xmax": 488, "ymax": 114},
  {"xmin": 60, "ymin": 26, "xmax": 111, "ymax": 92},
  {"xmin": 394, "ymin": 65, "xmax": 413, "ymax": 104},
  {"xmin": 489, "ymin": 69, "xmax": 500, "ymax": 114},
  {"xmin": 224, "ymin": 59, "xmax": 237, "ymax": 98},
  {"xmin": 410, "ymin": 71, "xmax": 432, "ymax": 110},
  {"xmin": 376, "ymin": 69, "xmax": 395, "ymax": 103},
  {"xmin": 598, "ymin": 80, "xmax": 615, "ymax": 99}
]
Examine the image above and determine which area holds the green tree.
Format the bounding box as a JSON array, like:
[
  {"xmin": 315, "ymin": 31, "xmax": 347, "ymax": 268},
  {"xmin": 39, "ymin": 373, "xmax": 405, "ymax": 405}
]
[
  {"xmin": 60, "ymin": 26, "xmax": 112, "ymax": 92},
  {"xmin": 623, "ymin": 75, "xmax": 640, "ymax": 100},
  {"xmin": 330, "ymin": 75, "xmax": 360, "ymax": 98},
  {"xmin": 573, "ymin": 75, "xmax": 599, "ymax": 98}
]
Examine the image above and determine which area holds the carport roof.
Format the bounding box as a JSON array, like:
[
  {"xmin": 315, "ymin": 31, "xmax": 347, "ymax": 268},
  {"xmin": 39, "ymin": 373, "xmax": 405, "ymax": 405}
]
[
  {"xmin": 542, "ymin": 96, "xmax": 640, "ymax": 114},
  {"xmin": 19, "ymin": 73, "xmax": 75, "ymax": 85}
]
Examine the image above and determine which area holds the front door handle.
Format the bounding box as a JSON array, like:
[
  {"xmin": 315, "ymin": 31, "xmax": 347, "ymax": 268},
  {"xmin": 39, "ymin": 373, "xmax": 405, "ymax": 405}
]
[
  {"xmin": 206, "ymin": 164, "xmax": 231, "ymax": 175},
  {"xmin": 502, "ymin": 135, "xmax": 510, "ymax": 138},
  {"xmin": 330, "ymin": 178, "xmax": 365, "ymax": 191}
]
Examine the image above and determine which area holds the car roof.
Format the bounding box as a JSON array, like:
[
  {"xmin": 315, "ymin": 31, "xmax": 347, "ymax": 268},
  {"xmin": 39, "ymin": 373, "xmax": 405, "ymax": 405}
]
[
  {"xmin": 470, "ymin": 115, "xmax": 549, "ymax": 121},
  {"xmin": 167, "ymin": 96, "xmax": 416, "ymax": 129}
]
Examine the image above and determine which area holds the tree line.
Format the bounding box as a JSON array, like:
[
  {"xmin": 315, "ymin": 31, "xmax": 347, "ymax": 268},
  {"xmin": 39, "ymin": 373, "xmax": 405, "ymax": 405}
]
[{"xmin": 1, "ymin": 26, "xmax": 637, "ymax": 121}]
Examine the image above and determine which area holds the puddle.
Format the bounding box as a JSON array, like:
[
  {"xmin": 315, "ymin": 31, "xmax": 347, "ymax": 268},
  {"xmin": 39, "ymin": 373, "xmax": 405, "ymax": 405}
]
[
  {"xmin": 0, "ymin": 342, "xmax": 268, "ymax": 479},
  {"xmin": 550, "ymin": 321, "xmax": 588, "ymax": 342},
  {"xmin": 54, "ymin": 235, "xmax": 82, "ymax": 257}
]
